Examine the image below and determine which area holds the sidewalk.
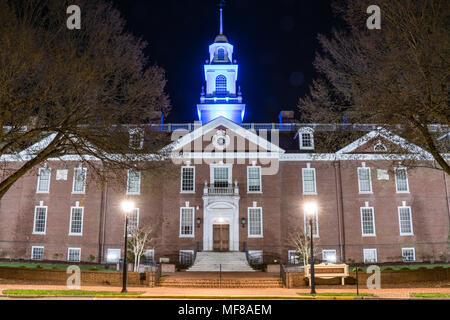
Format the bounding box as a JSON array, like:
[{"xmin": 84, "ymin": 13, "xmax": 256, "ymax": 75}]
[{"xmin": 1, "ymin": 281, "xmax": 450, "ymax": 299}]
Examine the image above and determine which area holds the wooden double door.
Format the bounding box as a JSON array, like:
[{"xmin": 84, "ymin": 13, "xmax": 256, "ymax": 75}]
[{"xmin": 213, "ymin": 224, "xmax": 230, "ymax": 252}]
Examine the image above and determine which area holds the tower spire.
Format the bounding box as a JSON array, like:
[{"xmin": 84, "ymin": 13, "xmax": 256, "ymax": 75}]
[{"xmin": 219, "ymin": 0, "xmax": 226, "ymax": 35}]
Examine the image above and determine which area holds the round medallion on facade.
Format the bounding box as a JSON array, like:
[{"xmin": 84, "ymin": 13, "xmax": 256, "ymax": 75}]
[{"xmin": 212, "ymin": 130, "xmax": 230, "ymax": 150}]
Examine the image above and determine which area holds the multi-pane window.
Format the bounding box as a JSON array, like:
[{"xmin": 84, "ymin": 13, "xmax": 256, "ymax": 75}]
[
  {"xmin": 247, "ymin": 167, "xmax": 262, "ymax": 192},
  {"xmin": 304, "ymin": 209, "xmax": 319, "ymax": 237},
  {"xmin": 213, "ymin": 167, "xmax": 229, "ymax": 188},
  {"xmin": 361, "ymin": 207, "xmax": 376, "ymax": 236},
  {"xmin": 144, "ymin": 250, "xmax": 155, "ymax": 263},
  {"xmin": 402, "ymin": 248, "xmax": 415, "ymax": 262},
  {"xmin": 106, "ymin": 249, "xmax": 121, "ymax": 263},
  {"xmin": 180, "ymin": 207, "xmax": 194, "ymax": 237},
  {"xmin": 395, "ymin": 168, "xmax": 409, "ymax": 193},
  {"xmin": 248, "ymin": 251, "xmax": 263, "ymax": 264},
  {"xmin": 129, "ymin": 128, "xmax": 144, "ymax": 150},
  {"xmin": 398, "ymin": 206, "xmax": 413, "ymax": 236},
  {"xmin": 33, "ymin": 206, "xmax": 47, "ymax": 235},
  {"xmin": 217, "ymin": 48, "xmax": 225, "ymax": 60},
  {"xmin": 127, "ymin": 170, "xmax": 141, "ymax": 195},
  {"xmin": 302, "ymin": 133, "xmax": 312, "ymax": 148},
  {"xmin": 302, "ymin": 168, "xmax": 317, "ymax": 194},
  {"xmin": 364, "ymin": 249, "xmax": 378, "ymax": 263},
  {"xmin": 69, "ymin": 207, "xmax": 84, "ymax": 236},
  {"xmin": 288, "ymin": 250, "xmax": 300, "ymax": 265},
  {"xmin": 248, "ymin": 208, "xmax": 263, "ymax": 237},
  {"xmin": 68, "ymin": 248, "xmax": 81, "ymax": 262},
  {"xmin": 181, "ymin": 167, "xmax": 195, "ymax": 193},
  {"xmin": 37, "ymin": 168, "xmax": 51, "ymax": 193},
  {"xmin": 215, "ymin": 75, "xmax": 227, "ymax": 93},
  {"xmin": 179, "ymin": 250, "xmax": 195, "ymax": 265},
  {"xmin": 358, "ymin": 167, "xmax": 372, "ymax": 193},
  {"xmin": 126, "ymin": 208, "xmax": 139, "ymax": 236},
  {"xmin": 31, "ymin": 246, "xmax": 44, "ymax": 260},
  {"xmin": 322, "ymin": 250, "xmax": 337, "ymax": 263},
  {"xmin": 72, "ymin": 168, "xmax": 87, "ymax": 194}
]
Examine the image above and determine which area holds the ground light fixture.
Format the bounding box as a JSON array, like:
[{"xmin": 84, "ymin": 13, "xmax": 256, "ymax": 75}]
[
  {"xmin": 304, "ymin": 202, "xmax": 318, "ymax": 295},
  {"xmin": 121, "ymin": 200, "xmax": 135, "ymax": 293}
]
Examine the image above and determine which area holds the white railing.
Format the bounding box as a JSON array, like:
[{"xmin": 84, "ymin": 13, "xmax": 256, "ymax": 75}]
[{"xmin": 203, "ymin": 182, "xmax": 239, "ymax": 196}]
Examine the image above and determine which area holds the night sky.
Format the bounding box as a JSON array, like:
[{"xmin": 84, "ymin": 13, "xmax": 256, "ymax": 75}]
[{"xmin": 111, "ymin": 0, "xmax": 339, "ymax": 123}]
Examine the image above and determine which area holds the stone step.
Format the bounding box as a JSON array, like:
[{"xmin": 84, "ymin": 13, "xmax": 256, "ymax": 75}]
[
  {"xmin": 159, "ymin": 279, "xmax": 283, "ymax": 288},
  {"xmin": 187, "ymin": 252, "xmax": 256, "ymax": 272}
]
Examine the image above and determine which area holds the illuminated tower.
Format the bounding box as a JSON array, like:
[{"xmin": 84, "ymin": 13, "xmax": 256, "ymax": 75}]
[{"xmin": 196, "ymin": 3, "xmax": 246, "ymax": 124}]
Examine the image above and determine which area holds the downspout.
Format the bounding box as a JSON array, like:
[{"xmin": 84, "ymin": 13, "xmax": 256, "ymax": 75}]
[
  {"xmin": 334, "ymin": 160, "xmax": 346, "ymax": 262},
  {"xmin": 98, "ymin": 182, "xmax": 108, "ymax": 264},
  {"xmin": 443, "ymin": 172, "xmax": 450, "ymax": 240}
]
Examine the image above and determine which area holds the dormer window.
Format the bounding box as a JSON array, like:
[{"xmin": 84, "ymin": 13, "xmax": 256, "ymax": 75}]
[
  {"xmin": 129, "ymin": 128, "xmax": 144, "ymax": 150},
  {"xmin": 374, "ymin": 141, "xmax": 387, "ymax": 152},
  {"xmin": 217, "ymin": 48, "xmax": 225, "ymax": 60},
  {"xmin": 298, "ymin": 128, "xmax": 314, "ymax": 150}
]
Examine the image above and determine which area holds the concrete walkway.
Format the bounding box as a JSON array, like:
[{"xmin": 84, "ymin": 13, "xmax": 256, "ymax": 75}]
[{"xmin": 1, "ymin": 280, "xmax": 450, "ymax": 299}]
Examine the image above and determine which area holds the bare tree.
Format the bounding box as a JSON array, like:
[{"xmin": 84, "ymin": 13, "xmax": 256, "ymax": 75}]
[
  {"xmin": 0, "ymin": 0, "xmax": 171, "ymax": 199},
  {"xmin": 299, "ymin": 0, "xmax": 449, "ymax": 174},
  {"xmin": 288, "ymin": 231, "xmax": 321, "ymax": 268},
  {"xmin": 127, "ymin": 225, "xmax": 154, "ymax": 272}
]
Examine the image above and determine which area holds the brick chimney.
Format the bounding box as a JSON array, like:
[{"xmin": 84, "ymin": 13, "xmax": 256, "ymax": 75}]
[{"xmin": 279, "ymin": 111, "xmax": 294, "ymax": 123}]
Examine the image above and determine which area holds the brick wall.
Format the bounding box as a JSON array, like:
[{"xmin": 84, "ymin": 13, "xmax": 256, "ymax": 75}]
[{"xmin": 0, "ymin": 267, "xmax": 144, "ymax": 286}]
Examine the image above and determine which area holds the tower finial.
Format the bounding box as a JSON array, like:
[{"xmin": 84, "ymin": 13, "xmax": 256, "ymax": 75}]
[{"xmin": 219, "ymin": 0, "xmax": 226, "ymax": 35}]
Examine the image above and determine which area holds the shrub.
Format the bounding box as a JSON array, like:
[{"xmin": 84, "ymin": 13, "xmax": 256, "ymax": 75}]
[
  {"xmin": 19, "ymin": 265, "xmax": 27, "ymax": 269},
  {"xmin": 89, "ymin": 255, "xmax": 96, "ymax": 262},
  {"xmin": 90, "ymin": 267, "xmax": 98, "ymax": 271},
  {"xmin": 52, "ymin": 266, "xmax": 59, "ymax": 270},
  {"xmin": 36, "ymin": 265, "xmax": 43, "ymax": 269}
]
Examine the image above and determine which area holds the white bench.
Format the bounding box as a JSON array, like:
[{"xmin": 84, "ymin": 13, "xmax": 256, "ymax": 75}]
[{"xmin": 304, "ymin": 263, "xmax": 349, "ymax": 286}]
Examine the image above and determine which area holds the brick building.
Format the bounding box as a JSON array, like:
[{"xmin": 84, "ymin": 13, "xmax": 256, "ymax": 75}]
[{"xmin": 0, "ymin": 9, "xmax": 449, "ymax": 267}]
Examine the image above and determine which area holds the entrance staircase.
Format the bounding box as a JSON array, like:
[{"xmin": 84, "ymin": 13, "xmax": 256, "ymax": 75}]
[{"xmin": 187, "ymin": 252, "xmax": 255, "ymax": 272}]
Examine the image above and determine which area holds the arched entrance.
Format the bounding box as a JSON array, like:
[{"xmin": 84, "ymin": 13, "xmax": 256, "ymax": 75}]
[{"xmin": 203, "ymin": 201, "xmax": 239, "ymax": 251}]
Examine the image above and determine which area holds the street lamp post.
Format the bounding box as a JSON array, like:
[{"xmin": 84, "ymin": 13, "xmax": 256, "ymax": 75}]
[
  {"xmin": 305, "ymin": 202, "xmax": 317, "ymax": 295},
  {"xmin": 121, "ymin": 200, "xmax": 135, "ymax": 293}
]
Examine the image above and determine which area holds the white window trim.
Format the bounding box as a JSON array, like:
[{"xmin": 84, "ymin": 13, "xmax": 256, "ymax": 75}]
[
  {"xmin": 125, "ymin": 208, "xmax": 140, "ymax": 237},
  {"xmin": 288, "ymin": 250, "xmax": 300, "ymax": 264},
  {"xmin": 36, "ymin": 168, "xmax": 51, "ymax": 194},
  {"xmin": 32, "ymin": 206, "xmax": 48, "ymax": 235},
  {"xmin": 67, "ymin": 248, "xmax": 81, "ymax": 262},
  {"xmin": 248, "ymin": 207, "xmax": 263, "ymax": 238},
  {"xmin": 179, "ymin": 207, "xmax": 195, "ymax": 238},
  {"xmin": 398, "ymin": 206, "xmax": 414, "ymax": 236},
  {"xmin": 304, "ymin": 208, "xmax": 319, "ymax": 238},
  {"xmin": 302, "ymin": 167, "xmax": 317, "ymax": 195},
  {"xmin": 247, "ymin": 166, "xmax": 262, "ymax": 193},
  {"xmin": 31, "ymin": 246, "xmax": 44, "ymax": 260},
  {"xmin": 179, "ymin": 250, "xmax": 195, "ymax": 263},
  {"xmin": 69, "ymin": 206, "xmax": 84, "ymax": 236},
  {"xmin": 402, "ymin": 248, "xmax": 416, "ymax": 262},
  {"xmin": 210, "ymin": 163, "xmax": 233, "ymax": 186},
  {"xmin": 106, "ymin": 248, "xmax": 121, "ymax": 263},
  {"xmin": 180, "ymin": 166, "xmax": 196, "ymax": 194},
  {"xmin": 357, "ymin": 167, "xmax": 373, "ymax": 194},
  {"xmin": 248, "ymin": 250, "xmax": 264, "ymax": 264},
  {"xmin": 126, "ymin": 170, "xmax": 141, "ymax": 195},
  {"xmin": 72, "ymin": 167, "xmax": 87, "ymax": 194},
  {"xmin": 360, "ymin": 206, "xmax": 376, "ymax": 237},
  {"xmin": 298, "ymin": 128, "xmax": 315, "ymax": 150},
  {"xmin": 394, "ymin": 167, "xmax": 410, "ymax": 193},
  {"xmin": 363, "ymin": 249, "xmax": 378, "ymax": 263},
  {"xmin": 129, "ymin": 128, "xmax": 144, "ymax": 150},
  {"xmin": 322, "ymin": 250, "xmax": 337, "ymax": 263}
]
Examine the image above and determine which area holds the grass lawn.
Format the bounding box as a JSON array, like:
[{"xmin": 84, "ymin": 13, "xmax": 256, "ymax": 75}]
[
  {"xmin": 0, "ymin": 262, "xmax": 109, "ymax": 271},
  {"xmin": 298, "ymin": 292, "xmax": 374, "ymax": 297},
  {"xmin": 410, "ymin": 293, "xmax": 450, "ymax": 299},
  {"xmin": 350, "ymin": 264, "xmax": 450, "ymax": 272},
  {"xmin": 2, "ymin": 289, "xmax": 143, "ymax": 296}
]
